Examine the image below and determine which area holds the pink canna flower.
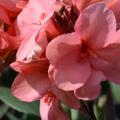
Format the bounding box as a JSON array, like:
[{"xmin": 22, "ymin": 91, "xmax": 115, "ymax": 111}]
[
  {"xmin": 46, "ymin": 2, "xmax": 120, "ymax": 100},
  {"xmin": 11, "ymin": 60, "xmax": 51, "ymax": 102},
  {"xmin": 11, "ymin": 4, "xmax": 81, "ymax": 111},
  {"xmin": 11, "ymin": 59, "xmax": 80, "ymax": 119},
  {"xmin": 72, "ymin": 0, "xmax": 100, "ymax": 12},
  {"xmin": 0, "ymin": 28, "xmax": 18, "ymax": 50},
  {"xmin": 15, "ymin": 0, "xmax": 61, "ymax": 62},
  {"xmin": 40, "ymin": 96, "xmax": 70, "ymax": 120},
  {"xmin": 9, "ymin": 0, "xmax": 120, "ymax": 119},
  {"xmin": 16, "ymin": 0, "xmax": 56, "ymax": 38},
  {"xmin": 0, "ymin": 28, "xmax": 18, "ymax": 72},
  {"xmin": 40, "ymin": 85, "xmax": 80, "ymax": 120},
  {"xmin": 107, "ymin": 0, "xmax": 120, "ymax": 25},
  {"xmin": 0, "ymin": 0, "xmax": 21, "ymax": 12},
  {"xmin": 0, "ymin": 0, "xmax": 22, "ymax": 24},
  {"xmin": 9, "ymin": 1, "xmax": 120, "ymax": 119},
  {"xmin": 0, "ymin": 0, "xmax": 23, "ymax": 72},
  {"xmin": 16, "ymin": 0, "xmax": 28, "ymax": 9},
  {"xmin": 73, "ymin": 0, "xmax": 120, "ymax": 28}
]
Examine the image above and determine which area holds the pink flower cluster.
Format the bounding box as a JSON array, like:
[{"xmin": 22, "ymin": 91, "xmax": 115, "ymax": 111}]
[{"xmin": 1, "ymin": 0, "xmax": 120, "ymax": 119}]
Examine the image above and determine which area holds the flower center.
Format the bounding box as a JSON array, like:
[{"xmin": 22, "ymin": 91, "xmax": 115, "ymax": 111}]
[
  {"xmin": 44, "ymin": 91, "xmax": 56, "ymax": 106},
  {"xmin": 80, "ymin": 42, "xmax": 97, "ymax": 62}
]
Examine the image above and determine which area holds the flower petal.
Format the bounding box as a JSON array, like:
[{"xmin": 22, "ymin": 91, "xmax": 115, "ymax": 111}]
[
  {"xmin": 10, "ymin": 59, "xmax": 49, "ymax": 72},
  {"xmin": 75, "ymin": 2, "xmax": 116, "ymax": 49},
  {"xmin": 90, "ymin": 57, "xmax": 120, "ymax": 84},
  {"xmin": 12, "ymin": 74, "xmax": 41, "ymax": 102},
  {"xmin": 0, "ymin": 6, "xmax": 11, "ymax": 24},
  {"xmin": 108, "ymin": 0, "xmax": 120, "ymax": 23},
  {"xmin": 16, "ymin": 0, "xmax": 55, "ymax": 38},
  {"xmin": 74, "ymin": 70, "xmax": 105, "ymax": 100},
  {"xmin": 40, "ymin": 98, "xmax": 70, "ymax": 120},
  {"xmin": 105, "ymin": 30, "xmax": 120, "ymax": 45},
  {"xmin": 72, "ymin": 0, "xmax": 100, "ymax": 11},
  {"xmin": 16, "ymin": 32, "xmax": 43, "ymax": 61},
  {"xmin": 95, "ymin": 43, "xmax": 120, "ymax": 63},
  {"xmin": 53, "ymin": 53, "xmax": 91, "ymax": 91},
  {"xmin": 52, "ymin": 86, "xmax": 80, "ymax": 109},
  {"xmin": 46, "ymin": 32, "xmax": 81, "ymax": 64},
  {"xmin": 16, "ymin": 0, "xmax": 28, "ymax": 9},
  {"xmin": 12, "ymin": 61, "xmax": 50, "ymax": 102},
  {"xmin": 0, "ymin": 0, "xmax": 20, "ymax": 12}
]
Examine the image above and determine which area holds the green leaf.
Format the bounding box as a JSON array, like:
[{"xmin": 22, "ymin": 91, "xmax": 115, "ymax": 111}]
[
  {"xmin": 6, "ymin": 113, "xmax": 20, "ymax": 120},
  {"xmin": 70, "ymin": 109, "xmax": 88, "ymax": 120},
  {"xmin": 110, "ymin": 82, "xmax": 120, "ymax": 103},
  {"xmin": 0, "ymin": 87, "xmax": 39, "ymax": 116},
  {"xmin": 22, "ymin": 114, "xmax": 40, "ymax": 120},
  {"xmin": 61, "ymin": 103, "xmax": 71, "ymax": 117},
  {"xmin": 70, "ymin": 109, "xmax": 79, "ymax": 120},
  {"xmin": 94, "ymin": 100, "xmax": 104, "ymax": 120},
  {"xmin": 0, "ymin": 104, "xmax": 9, "ymax": 119}
]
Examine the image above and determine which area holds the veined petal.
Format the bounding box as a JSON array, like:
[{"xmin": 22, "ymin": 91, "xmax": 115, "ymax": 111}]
[
  {"xmin": 95, "ymin": 43, "xmax": 120, "ymax": 63},
  {"xmin": 0, "ymin": 6, "xmax": 11, "ymax": 24},
  {"xmin": 0, "ymin": 0, "xmax": 20, "ymax": 12},
  {"xmin": 16, "ymin": 32, "xmax": 43, "ymax": 61},
  {"xmin": 40, "ymin": 98, "xmax": 70, "ymax": 120},
  {"xmin": 72, "ymin": 0, "xmax": 100, "ymax": 11},
  {"xmin": 46, "ymin": 32, "xmax": 81, "ymax": 64},
  {"xmin": 53, "ymin": 53, "xmax": 91, "ymax": 91},
  {"xmin": 12, "ymin": 62, "xmax": 50, "ymax": 102},
  {"xmin": 16, "ymin": 0, "xmax": 28, "ymax": 9},
  {"xmin": 74, "ymin": 70, "xmax": 105, "ymax": 100},
  {"xmin": 90, "ymin": 57, "xmax": 120, "ymax": 84},
  {"xmin": 108, "ymin": 0, "xmax": 120, "ymax": 23},
  {"xmin": 10, "ymin": 59, "xmax": 49, "ymax": 73},
  {"xmin": 52, "ymin": 86, "xmax": 80, "ymax": 109},
  {"xmin": 16, "ymin": 0, "xmax": 55, "ymax": 38},
  {"xmin": 12, "ymin": 74, "xmax": 41, "ymax": 102},
  {"xmin": 105, "ymin": 30, "xmax": 120, "ymax": 45},
  {"xmin": 75, "ymin": 2, "xmax": 116, "ymax": 49}
]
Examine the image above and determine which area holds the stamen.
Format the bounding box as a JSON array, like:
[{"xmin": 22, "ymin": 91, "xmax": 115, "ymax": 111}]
[
  {"xmin": 79, "ymin": 42, "xmax": 97, "ymax": 62},
  {"xmin": 44, "ymin": 91, "xmax": 56, "ymax": 106}
]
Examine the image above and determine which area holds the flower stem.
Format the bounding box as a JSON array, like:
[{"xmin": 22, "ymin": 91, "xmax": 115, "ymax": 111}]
[
  {"xmin": 87, "ymin": 101, "xmax": 97, "ymax": 120},
  {"xmin": 79, "ymin": 100, "xmax": 97, "ymax": 120},
  {"xmin": 104, "ymin": 84, "xmax": 116, "ymax": 120}
]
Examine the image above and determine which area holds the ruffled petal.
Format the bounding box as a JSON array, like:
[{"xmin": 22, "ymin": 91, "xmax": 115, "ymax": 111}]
[
  {"xmin": 108, "ymin": 0, "xmax": 120, "ymax": 23},
  {"xmin": 0, "ymin": 6, "xmax": 11, "ymax": 24},
  {"xmin": 52, "ymin": 86, "xmax": 80, "ymax": 109},
  {"xmin": 0, "ymin": 0, "xmax": 20, "ymax": 12},
  {"xmin": 72, "ymin": 0, "xmax": 100, "ymax": 11},
  {"xmin": 10, "ymin": 59, "xmax": 49, "ymax": 72},
  {"xmin": 16, "ymin": 32, "xmax": 43, "ymax": 61},
  {"xmin": 75, "ymin": 2, "xmax": 116, "ymax": 49},
  {"xmin": 53, "ymin": 53, "xmax": 91, "ymax": 91},
  {"xmin": 90, "ymin": 57, "xmax": 120, "ymax": 84},
  {"xmin": 104, "ymin": 30, "xmax": 120, "ymax": 45},
  {"xmin": 46, "ymin": 32, "xmax": 81, "ymax": 64},
  {"xmin": 16, "ymin": 0, "xmax": 28, "ymax": 9},
  {"xmin": 74, "ymin": 70, "xmax": 105, "ymax": 100},
  {"xmin": 40, "ymin": 98, "xmax": 70, "ymax": 120},
  {"xmin": 11, "ymin": 61, "xmax": 50, "ymax": 102},
  {"xmin": 12, "ymin": 74, "xmax": 41, "ymax": 102},
  {"xmin": 16, "ymin": 0, "xmax": 55, "ymax": 38},
  {"xmin": 95, "ymin": 43, "xmax": 120, "ymax": 63}
]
